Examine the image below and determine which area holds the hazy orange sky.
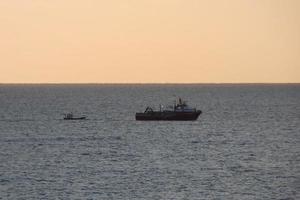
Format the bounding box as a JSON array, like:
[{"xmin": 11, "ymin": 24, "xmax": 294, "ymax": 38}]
[{"xmin": 1, "ymin": 0, "xmax": 299, "ymax": 83}]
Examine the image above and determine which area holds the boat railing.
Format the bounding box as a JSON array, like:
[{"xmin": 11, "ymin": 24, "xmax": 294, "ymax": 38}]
[{"xmin": 144, "ymin": 107, "xmax": 154, "ymax": 113}]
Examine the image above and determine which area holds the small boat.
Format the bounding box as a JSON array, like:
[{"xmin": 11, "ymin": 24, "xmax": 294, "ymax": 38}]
[
  {"xmin": 63, "ymin": 113, "xmax": 86, "ymax": 120},
  {"xmin": 135, "ymin": 98, "xmax": 202, "ymax": 121}
]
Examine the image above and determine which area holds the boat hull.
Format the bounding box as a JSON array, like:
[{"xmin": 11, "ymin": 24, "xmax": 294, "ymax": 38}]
[
  {"xmin": 135, "ymin": 110, "xmax": 202, "ymax": 121},
  {"xmin": 63, "ymin": 117, "xmax": 86, "ymax": 120}
]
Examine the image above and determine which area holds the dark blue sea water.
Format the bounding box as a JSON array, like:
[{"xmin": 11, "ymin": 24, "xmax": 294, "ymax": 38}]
[{"xmin": 0, "ymin": 84, "xmax": 299, "ymax": 200}]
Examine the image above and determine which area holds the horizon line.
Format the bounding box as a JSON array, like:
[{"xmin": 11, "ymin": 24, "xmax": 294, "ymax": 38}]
[{"xmin": 0, "ymin": 82, "xmax": 299, "ymax": 85}]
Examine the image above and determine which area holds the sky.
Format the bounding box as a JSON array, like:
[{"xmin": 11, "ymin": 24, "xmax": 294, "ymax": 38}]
[{"xmin": 0, "ymin": 0, "xmax": 299, "ymax": 83}]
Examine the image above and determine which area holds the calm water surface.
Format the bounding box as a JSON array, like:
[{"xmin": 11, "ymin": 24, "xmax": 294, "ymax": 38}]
[{"xmin": 0, "ymin": 84, "xmax": 299, "ymax": 199}]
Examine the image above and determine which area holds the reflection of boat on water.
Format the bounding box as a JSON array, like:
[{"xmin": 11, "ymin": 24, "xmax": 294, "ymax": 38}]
[
  {"xmin": 63, "ymin": 113, "xmax": 86, "ymax": 120},
  {"xmin": 135, "ymin": 98, "xmax": 202, "ymax": 121}
]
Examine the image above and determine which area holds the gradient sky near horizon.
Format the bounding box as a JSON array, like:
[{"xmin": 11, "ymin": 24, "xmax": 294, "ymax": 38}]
[{"xmin": 1, "ymin": 0, "xmax": 300, "ymax": 83}]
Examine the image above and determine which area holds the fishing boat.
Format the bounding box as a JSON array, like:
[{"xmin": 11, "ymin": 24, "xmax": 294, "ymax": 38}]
[
  {"xmin": 63, "ymin": 113, "xmax": 86, "ymax": 120},
  {"xmin": 135, "ymin": 98, "xmax": 202, "ymax": 121}
]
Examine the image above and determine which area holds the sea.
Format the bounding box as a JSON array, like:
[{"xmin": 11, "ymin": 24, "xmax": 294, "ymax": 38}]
[{"xmin": 0, "ymin": 84, "xmax": 299, "ymax": 200}]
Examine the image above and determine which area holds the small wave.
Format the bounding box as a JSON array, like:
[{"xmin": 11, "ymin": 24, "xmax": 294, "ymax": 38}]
[
  {"xmin": 0, "ymin": 119, "xmax": 35, "ymax": 122},
  {"xmin": 0, "ymin": 136, "xmax": 106, "ymax": 143}
]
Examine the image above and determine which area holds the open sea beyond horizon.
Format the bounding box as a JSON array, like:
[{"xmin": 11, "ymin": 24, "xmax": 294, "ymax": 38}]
[{"xmin": 0, "ymin": 84, "xmax": 299, "ymax": 200}]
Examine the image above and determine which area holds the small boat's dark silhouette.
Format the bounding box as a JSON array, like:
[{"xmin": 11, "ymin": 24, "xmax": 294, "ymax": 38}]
[
  {"xmin": 63, "ymin": 113, "xmax": 86, "ymax": 120},
  {"xmin": 136, "ymin": 98, "xmax": 202, "ymax": 121}
]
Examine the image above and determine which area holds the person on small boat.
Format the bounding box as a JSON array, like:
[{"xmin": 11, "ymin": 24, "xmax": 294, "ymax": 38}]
[{"xmin": 65, "ymin": 113, "xmax": 73, "ymax": 119}]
